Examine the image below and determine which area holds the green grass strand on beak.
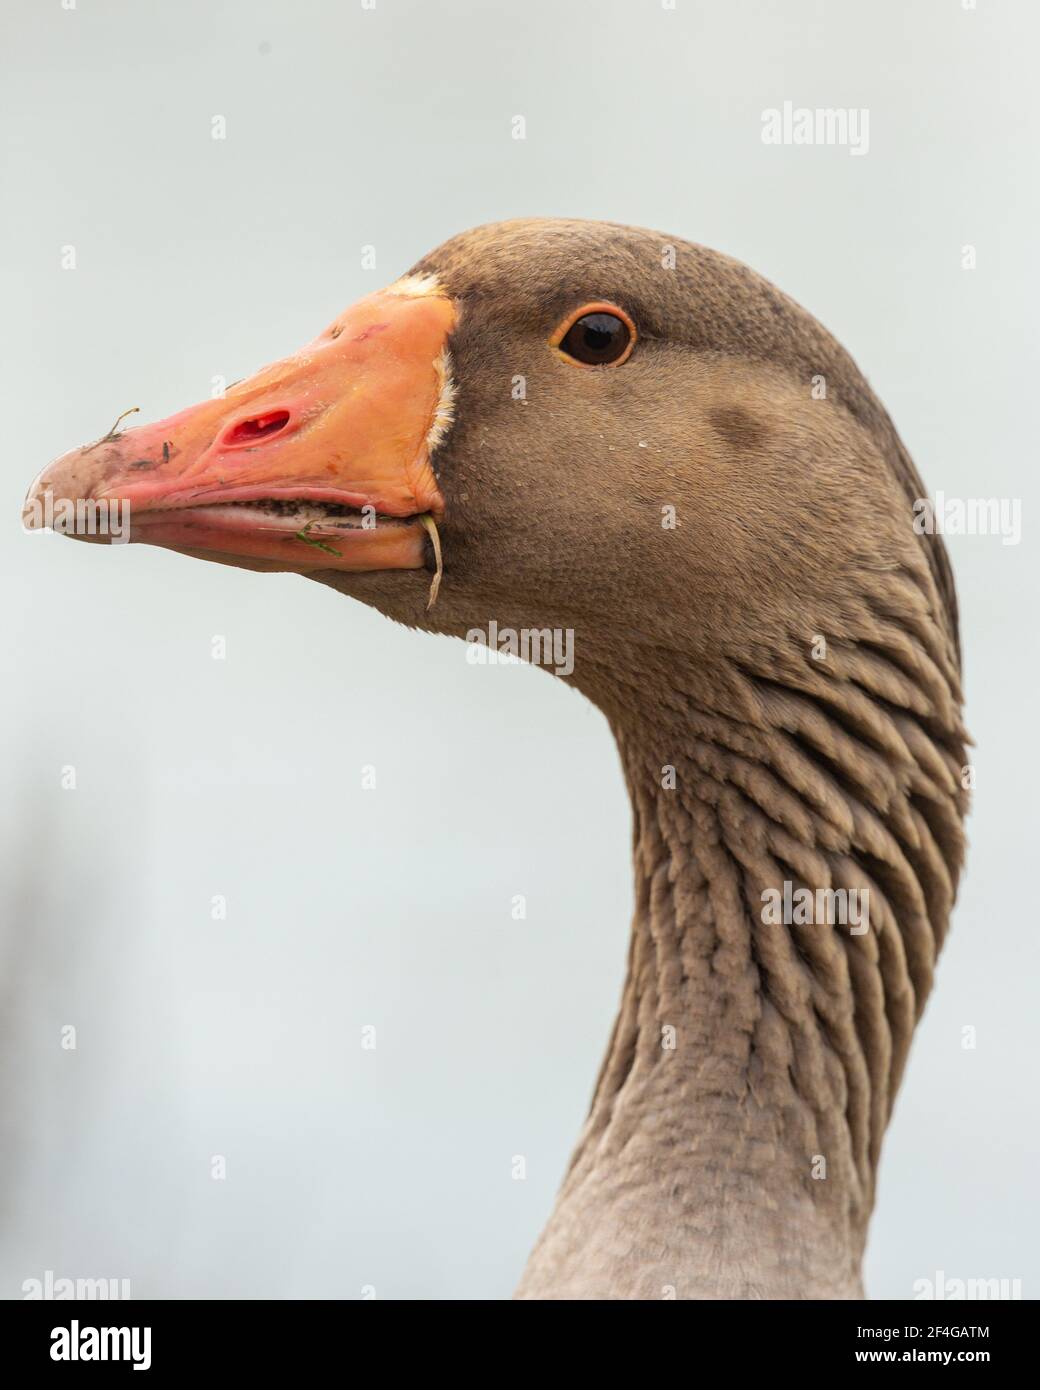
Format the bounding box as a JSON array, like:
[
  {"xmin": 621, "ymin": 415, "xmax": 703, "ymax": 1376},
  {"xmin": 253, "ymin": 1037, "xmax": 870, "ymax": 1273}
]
[{"xmin": 294, "ymin": 518, "xmax": 341, "ymax": 557}]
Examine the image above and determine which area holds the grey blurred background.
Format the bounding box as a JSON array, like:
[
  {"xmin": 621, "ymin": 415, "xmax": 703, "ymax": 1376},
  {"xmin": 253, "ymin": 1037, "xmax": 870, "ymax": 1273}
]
[{"xmin": 1, "ymin": 0, "xmax": 1037, "ymax": 1299}]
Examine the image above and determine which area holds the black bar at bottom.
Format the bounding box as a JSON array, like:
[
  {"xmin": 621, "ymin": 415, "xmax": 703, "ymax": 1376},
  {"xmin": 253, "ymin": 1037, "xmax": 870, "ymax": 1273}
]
[{"xmin": 2, "ymin": 1296, "xmax": 1032, "ymax": 1376}]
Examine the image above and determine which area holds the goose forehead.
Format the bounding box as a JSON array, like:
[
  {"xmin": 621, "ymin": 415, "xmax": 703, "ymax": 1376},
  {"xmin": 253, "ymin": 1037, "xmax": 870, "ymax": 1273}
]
[{"xmin": 409, "ymin": 224, "xmax": 722, "ymax": 340}]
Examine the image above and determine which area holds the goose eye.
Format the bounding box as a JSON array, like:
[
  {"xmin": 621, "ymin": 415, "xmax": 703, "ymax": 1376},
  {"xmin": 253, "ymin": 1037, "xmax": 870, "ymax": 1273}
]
[{"xmin": 554, "ymin": 305, "xmax": 635, "ymax": 366}]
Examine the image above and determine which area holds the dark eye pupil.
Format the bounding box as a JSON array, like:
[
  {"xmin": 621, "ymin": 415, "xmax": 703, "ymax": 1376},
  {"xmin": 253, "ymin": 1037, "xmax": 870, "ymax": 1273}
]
[
  {"xmin": 560, "ymin": 312, "xmax": 630, "ymax": 364},
  {"xmin": 581, "ymin": 316, "xmax": 617, "ymax": 350}
]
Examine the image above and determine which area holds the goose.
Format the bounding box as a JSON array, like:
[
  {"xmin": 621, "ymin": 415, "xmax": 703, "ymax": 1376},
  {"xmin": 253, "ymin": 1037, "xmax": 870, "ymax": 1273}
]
[{"xmin": 23, "ymin": 218, "xmax": 968, "ymax": 1301}]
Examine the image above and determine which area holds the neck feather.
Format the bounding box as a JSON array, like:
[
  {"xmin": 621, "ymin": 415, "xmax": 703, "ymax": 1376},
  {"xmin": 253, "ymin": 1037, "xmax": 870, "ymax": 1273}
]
[{"xmin": 517, "ymin": 566, "xmax": 967, "ymax": 1299}]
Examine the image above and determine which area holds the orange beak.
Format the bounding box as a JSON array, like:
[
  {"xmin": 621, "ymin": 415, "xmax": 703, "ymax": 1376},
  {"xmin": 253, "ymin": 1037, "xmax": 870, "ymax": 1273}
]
[{"xmin": 22, "ymin": 282, "xmax": 454, "ymax": 573}]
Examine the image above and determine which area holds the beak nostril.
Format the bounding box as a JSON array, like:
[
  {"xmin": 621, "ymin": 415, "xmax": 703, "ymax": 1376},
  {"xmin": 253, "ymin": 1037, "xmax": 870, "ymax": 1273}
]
[{"xmin": 223, "ymin": 409, "xmax": 292, "ymax": 448}]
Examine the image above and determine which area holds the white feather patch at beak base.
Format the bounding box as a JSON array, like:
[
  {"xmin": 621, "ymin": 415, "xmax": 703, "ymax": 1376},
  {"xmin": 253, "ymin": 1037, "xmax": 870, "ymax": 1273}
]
[
  {"xmin": 425, "ymin": 349, "xmax": 456, "ymax": 455},
  {"xmin": 387, "ymin": 272, "xmax": 444, "ymax": 300}
]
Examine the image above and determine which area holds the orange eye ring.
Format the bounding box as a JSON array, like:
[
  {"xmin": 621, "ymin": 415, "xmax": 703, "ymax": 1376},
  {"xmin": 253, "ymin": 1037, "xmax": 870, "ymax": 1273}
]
[{"xmin": 550, "ymin": 301, "xmax": 637, "ymax": 368}]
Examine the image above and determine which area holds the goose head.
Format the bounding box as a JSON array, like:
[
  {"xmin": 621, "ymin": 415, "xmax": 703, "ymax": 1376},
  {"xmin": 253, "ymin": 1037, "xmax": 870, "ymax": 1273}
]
[
  {"xmin": 25, "ymin": 220, "xmax": 954, "ymax": 697},
  {"xmin": 24, "ymin": 218, "xmax": 968, "ymax": 1299}
]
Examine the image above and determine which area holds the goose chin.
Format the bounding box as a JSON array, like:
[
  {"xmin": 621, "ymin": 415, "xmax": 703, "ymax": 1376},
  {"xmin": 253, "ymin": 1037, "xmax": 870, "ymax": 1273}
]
[{"xmin": 127, "ymin": 499, "xmax": 429, "ymax": 573}]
